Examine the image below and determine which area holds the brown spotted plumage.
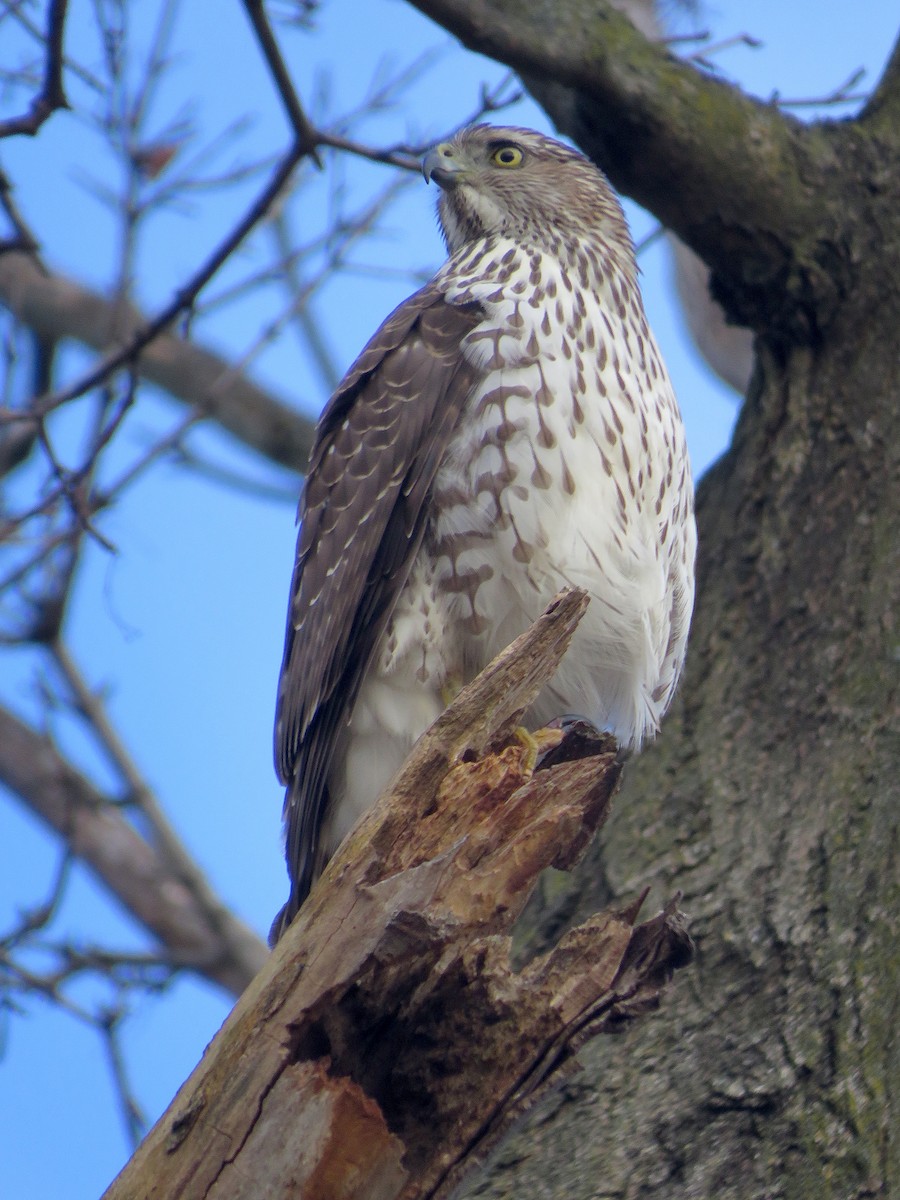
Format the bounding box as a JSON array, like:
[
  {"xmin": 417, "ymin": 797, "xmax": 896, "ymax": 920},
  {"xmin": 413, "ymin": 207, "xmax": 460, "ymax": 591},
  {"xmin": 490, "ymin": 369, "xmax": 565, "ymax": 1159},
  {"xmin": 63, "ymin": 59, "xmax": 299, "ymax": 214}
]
[{"xmin": 272, "ymin": 126, "xmax": 696, "ymax": 940}]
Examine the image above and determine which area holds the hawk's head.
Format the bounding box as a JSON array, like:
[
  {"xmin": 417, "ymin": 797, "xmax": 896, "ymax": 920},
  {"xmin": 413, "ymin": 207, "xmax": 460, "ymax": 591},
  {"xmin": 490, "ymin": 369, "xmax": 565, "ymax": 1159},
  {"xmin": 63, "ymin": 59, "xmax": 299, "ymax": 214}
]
[{"xmin": 423, "ymin": 124, "xmax": 631, "ymax": 258}]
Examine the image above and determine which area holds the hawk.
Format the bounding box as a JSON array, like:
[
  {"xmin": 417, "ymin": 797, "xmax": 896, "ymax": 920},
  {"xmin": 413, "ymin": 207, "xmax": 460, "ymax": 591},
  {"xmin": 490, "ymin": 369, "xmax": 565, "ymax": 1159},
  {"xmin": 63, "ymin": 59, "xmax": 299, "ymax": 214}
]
[{"xmin": 271, "ymin": 125, "xmax": 696, "ymax": 941}]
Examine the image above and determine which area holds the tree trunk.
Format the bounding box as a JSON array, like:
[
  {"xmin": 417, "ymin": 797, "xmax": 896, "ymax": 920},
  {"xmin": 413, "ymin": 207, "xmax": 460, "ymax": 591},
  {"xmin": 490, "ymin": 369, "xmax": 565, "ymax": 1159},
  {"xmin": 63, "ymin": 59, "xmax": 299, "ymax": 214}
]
[
  {"xmin": 459, "ymin": 309, "xmax": 900, "ymax": 1200},
  {"xmin": 400, "ymin": 3, "xmax": 900, "ymax": 1196}
]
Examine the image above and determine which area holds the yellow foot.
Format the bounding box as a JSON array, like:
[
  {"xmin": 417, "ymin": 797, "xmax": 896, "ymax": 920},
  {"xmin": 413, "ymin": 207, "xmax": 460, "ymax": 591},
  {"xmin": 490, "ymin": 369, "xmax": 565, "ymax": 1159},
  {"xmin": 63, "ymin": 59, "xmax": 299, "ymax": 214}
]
[
  {"xmin": 440, "ymin": 675, "xmax": 463, "ymax": 707},
  {"xmin": 513, "ymin": 725, "xmax": 565, "ymax": 773}
]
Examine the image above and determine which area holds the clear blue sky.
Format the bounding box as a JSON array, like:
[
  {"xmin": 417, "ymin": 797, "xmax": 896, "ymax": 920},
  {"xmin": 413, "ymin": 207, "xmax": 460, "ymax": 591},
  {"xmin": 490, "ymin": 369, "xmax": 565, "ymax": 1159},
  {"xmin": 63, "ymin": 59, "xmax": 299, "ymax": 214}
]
[{"xmin": 1, "ymin": 3, "xmax": 897, "ymax": 1196}]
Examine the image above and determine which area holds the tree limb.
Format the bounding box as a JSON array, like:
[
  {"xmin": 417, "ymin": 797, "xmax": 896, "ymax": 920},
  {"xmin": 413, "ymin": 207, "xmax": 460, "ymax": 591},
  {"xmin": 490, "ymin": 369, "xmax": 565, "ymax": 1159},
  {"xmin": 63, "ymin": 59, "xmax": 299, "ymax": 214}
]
[
  {"xmin": 408, "ymin": 0, "xmax": 819, "ymax": 259},
  {"xmin": 0, "ymin": 704, "xmax": 267, "ymax": 996},
  {"xmin": 101, "ymin": 590, "xmax": 692, "ymax": 1200},
  {"xmin": 0, "ymin": 250, "xmax": 314, "ymax": 472},
  {"xmin": 410, "ymin": 0, "xmax": 897, "ymax": 343},
  {"xmin": 860, "ymin": 28, "xmax": 900, "ymax": 131}
]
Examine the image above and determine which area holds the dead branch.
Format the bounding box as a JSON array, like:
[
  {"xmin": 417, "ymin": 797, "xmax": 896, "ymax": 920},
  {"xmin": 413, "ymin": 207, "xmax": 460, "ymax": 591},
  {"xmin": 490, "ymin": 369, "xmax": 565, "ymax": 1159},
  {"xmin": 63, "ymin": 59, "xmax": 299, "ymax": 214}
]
[{"xmin": 102, "ymin": 590, "xmax": 692, "ymax": 1200}]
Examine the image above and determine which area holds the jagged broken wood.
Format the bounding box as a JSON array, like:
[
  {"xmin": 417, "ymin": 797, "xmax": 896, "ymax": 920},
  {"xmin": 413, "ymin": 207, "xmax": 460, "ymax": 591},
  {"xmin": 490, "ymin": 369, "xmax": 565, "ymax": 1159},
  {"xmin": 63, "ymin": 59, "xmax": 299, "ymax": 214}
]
[{"xmin": 102, "ymin": 588, "xmax": 692, "ymax": 1200}]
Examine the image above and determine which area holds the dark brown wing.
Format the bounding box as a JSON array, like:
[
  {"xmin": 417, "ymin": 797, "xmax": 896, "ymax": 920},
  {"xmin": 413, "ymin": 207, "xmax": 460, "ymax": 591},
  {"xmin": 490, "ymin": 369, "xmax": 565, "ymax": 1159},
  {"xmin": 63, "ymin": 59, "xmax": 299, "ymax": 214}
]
[{"xmin": 271, "ymin": 282, "xmax": 483, "ymax": 938}]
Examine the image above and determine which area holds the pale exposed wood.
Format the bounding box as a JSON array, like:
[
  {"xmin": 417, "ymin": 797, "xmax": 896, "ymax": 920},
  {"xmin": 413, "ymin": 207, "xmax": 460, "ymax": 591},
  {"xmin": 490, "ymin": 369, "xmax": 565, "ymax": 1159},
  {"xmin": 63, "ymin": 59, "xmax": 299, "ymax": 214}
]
[
  {"xmin": 206, "ymin": 1062, "xmax": 407, "ymax": 1200},
  {"xmin": 102, "ymin": 590, "xmax": 691, "ymax": 1200}
]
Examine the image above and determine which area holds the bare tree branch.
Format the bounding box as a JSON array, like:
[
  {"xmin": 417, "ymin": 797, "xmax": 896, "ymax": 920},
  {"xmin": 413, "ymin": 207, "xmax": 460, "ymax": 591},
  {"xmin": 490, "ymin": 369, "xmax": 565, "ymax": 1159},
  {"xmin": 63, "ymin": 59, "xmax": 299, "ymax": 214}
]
[
  {"xmin": 0, "ymin": 704, "xmax": 267, "ymax": 996},
  {"xmin": 407, "ymin": 0, "xmax": 860, "ymax": 335},
  {"xmin": 241, "ymin": 0, "xmax": 322, "ymax": 157},
  {"xmin": 0, "ymin": 165, "xmax": 41, "ymax": 250},
  {"xmin": 407, "ymin": 0, "xmax": 809, "ymax": 225},
  {"xmin": 0, "ymin": 250, "xmax": 315, "ymax": 472},
  {"xmin": 47, "ymin": 639, "xmax": 273, "ymax": 986},
  {"xmin": 0, "ymin": 0, "xmax": 69, "ymax": 139},
  {"xmin": 19, "ymin": 142, "xmax": 307, "ymax": 423},
  {"xmin": 409, "ymin": 0, "xmax": 900, "ymax": 351},
  {"xmin": 100, "ymin": 1006, "xmax": 149, "ymax": 1150}
]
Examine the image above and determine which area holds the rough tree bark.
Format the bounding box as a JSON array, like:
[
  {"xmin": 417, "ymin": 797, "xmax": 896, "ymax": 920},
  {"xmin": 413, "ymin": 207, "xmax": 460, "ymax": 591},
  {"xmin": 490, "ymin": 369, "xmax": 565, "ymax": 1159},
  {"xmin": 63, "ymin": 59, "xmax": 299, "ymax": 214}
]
[
  {"xmin": 398, "ymin": 3, "xmax": 899, "ymax": 1196},
  {"xmin": 101, "ymin": 592, "xmax": 692, "ymax": 1200}
]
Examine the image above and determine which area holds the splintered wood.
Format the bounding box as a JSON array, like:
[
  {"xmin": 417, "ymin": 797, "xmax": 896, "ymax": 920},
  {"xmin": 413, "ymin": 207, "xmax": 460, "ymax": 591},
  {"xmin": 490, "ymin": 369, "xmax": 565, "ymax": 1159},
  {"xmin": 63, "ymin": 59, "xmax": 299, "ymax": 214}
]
[{"xmin": 103, "ymin": 589, "xmax": 692, "ymax": 1200}]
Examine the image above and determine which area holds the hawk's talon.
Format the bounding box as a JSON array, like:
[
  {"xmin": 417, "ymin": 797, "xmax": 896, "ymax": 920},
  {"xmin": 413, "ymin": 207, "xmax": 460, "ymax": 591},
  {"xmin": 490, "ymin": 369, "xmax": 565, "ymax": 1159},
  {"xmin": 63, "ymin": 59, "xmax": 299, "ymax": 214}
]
[{"xmin": 513, "ymin": 725, "xmax": 565, "ymax": 773}]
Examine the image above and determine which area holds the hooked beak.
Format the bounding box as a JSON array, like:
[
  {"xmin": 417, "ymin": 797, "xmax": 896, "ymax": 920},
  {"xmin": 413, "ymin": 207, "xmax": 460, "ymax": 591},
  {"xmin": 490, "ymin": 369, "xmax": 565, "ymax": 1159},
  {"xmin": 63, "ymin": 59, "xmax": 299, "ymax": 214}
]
[{"xmin": 423, "ymin": 142, "xmax": 468, "ymax": 188}]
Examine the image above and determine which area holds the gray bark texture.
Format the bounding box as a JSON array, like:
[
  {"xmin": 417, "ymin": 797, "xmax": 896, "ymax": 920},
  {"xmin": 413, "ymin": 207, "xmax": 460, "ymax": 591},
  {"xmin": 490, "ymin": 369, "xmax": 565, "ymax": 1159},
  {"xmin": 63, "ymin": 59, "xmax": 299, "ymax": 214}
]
[{"xmin": 403, "ymin": 2, "xmax": 900, "ymax": 1197}]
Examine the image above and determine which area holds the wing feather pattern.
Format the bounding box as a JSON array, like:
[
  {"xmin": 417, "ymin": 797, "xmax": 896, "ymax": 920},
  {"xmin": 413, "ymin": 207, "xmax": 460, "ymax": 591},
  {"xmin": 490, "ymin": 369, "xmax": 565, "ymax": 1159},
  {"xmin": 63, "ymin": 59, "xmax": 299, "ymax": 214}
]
[{"xmin": 272, "ymin": 283, "xmax": 483, "ymax": 936}]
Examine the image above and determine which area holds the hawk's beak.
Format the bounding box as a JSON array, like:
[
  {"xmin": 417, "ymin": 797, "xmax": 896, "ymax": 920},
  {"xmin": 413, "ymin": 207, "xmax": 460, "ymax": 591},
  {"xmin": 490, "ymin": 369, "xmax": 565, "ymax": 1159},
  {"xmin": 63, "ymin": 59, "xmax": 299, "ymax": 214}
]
[{"xmin": 423, "ymin": 143, "xmax": 467, "ymax": 188}]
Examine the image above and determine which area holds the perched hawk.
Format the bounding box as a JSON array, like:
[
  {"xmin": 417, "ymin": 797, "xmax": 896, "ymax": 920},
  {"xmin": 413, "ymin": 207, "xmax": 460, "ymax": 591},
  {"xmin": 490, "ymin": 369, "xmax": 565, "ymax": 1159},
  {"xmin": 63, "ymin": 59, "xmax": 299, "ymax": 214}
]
[{"xmin": 272, "ymin": 125, "xmax": 696, "ymax": 941}]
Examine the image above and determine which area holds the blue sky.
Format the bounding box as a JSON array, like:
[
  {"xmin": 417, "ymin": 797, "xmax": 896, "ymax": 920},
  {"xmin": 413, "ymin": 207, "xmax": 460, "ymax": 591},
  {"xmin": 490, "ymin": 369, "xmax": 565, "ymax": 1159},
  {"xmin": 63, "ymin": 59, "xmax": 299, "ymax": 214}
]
[{"xmin": 1, "ymin": 2, "xmax": 897, "ymax": 1196}]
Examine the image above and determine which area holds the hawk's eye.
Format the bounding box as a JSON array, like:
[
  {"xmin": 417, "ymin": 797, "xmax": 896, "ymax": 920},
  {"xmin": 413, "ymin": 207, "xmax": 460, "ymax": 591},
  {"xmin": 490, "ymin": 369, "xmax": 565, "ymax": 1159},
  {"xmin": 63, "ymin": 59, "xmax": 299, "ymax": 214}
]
[{"xmin": 491, "ymin": 145, "xmax": 524, "ymax": 168}]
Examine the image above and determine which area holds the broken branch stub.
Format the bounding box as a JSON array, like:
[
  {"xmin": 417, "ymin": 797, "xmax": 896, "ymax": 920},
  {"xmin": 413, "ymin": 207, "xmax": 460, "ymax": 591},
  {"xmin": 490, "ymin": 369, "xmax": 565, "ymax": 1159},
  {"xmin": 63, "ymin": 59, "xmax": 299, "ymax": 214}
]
[{"xmin": 102, "ymin": 588, "xmax": 692, "ymax": 1200}]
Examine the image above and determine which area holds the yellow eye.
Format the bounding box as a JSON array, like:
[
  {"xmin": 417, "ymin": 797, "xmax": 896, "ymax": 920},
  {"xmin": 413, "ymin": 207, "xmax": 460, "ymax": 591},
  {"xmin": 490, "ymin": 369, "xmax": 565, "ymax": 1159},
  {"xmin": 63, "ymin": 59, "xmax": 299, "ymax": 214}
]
[{"xmin": 491, "ymin": 144, "xmax": 524, "ymax": 168}]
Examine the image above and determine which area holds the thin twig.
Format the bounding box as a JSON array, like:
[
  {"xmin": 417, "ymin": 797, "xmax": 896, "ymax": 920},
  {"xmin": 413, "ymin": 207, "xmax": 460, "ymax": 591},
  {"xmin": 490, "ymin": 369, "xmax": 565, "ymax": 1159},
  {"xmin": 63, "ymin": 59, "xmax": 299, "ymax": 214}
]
[
  {"xmin": 0, "ymin": 166, "xmax": 40, "ymax": 251},
  {"xmin": 2, "ymin": 0, "xmax": 103, "ymax": 92},
  {"xmin": 101, "ymin": 411, "xmax": 201, "ymax": 500},
  {"xmin": 50, "ymin": 640, "xmax": 155, "ymax": 806},
  {"xmin": 48, "ymin": 641, "xmax": 255, "ymax": 950},
  {"xmin": 0, "ymin": 414, "xmax": 203, "ymax": 606},
  {"xmin": 1, "ymin": 852, "xmax": 73, "ymax": 950},
  {"xmin": 266, "ymin": 173, "xmax": 412, "ymax": 392},
  {"xmin": 0, "ymin": 0, "xmax": 70, "ymax": 139},
  {"xmin": 317, "ymin": 70, "xmax": 525, "ymax": 170},
  {"xmin": 202, "ymin": 175, "xmax": 408, "ymax": 311},
  {"xmin": 127, "ymin": 0, "xmax": 180, "ymax": 139},
  {"xmin": 773, "ymin": 67, "xmax": 868, "ymax": 110},
  {"xmin": 664, "ymin": 29, "xmax": 711, "ymax": 47},
  {"xmin": 271, "ymin": 209, "xmax": 340, "ymax": 392},
  {"xmin": 23, "ymin": 144, "xmax": 306, "ymax": 422},
  {"xmin": 1, "ymin": 954, "xmax": 95, "ymax": 1023},
  {"xmin": 100, "ymin": 1007, "xmax": 148, "ymax": 1149},
  {"xmin": 32, "ymin": 407, "xmax": 117, "ymax": 557},
  {"xmin": 171, "ymin": 446, "xmax": 297, "ymax": 502},
  {"xmin": 241, "ymin": 0, "xmax": 321, "ymax": 157},
  {"xmin": 689, "ymin": 32, "xmax": 763, "ymax": 73},
  {"xmin": 315, "ymin": 129, "xmax": 419, "ymax": 171},
  {"xmin": 635, "ymin": 224, "xmax": 665, "ymax": 255}
]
